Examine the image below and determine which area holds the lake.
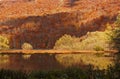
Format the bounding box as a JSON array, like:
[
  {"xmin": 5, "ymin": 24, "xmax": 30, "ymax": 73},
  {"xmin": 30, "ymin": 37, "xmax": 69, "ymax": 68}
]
[{"xmin": 0, "ymin": 53, "xmax": 114, "ymax": 71}]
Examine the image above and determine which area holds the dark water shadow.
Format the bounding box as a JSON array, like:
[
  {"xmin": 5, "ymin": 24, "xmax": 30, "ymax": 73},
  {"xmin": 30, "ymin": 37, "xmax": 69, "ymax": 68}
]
[
  {"xmin": 0, "ymin": 53, "xmax": 88, "ymax": 72},
  {"xmin": 6, "ymin": 54, "xmax": 64, "ymax": 71}
]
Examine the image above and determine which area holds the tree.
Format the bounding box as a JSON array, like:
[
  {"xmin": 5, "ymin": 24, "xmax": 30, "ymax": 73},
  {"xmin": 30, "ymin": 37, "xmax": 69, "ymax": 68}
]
[
  {"xmin": 21, "ymin": 42, "xmax": 33, "ymax": 50},
  {"xmin": 54, "ymin": 34, "xmax": 74, "ymax": 50},
  {"xmin": 110, "ymin": 14, "xmax": 120, "ymax": 66},
  {"xmin": 111, "ymin": 14, "xmax": 120, "ymax": 52},
  {"xmin": 112, "ymin": 28, "xmax": 120, "ymax": 51},
  {"xmin": 0, "ymin": 35, "xmax": 9, "ymax": 50},
  {"xmin": 115, "ymin": 14, "xmax": 120, "ymax": 27}
]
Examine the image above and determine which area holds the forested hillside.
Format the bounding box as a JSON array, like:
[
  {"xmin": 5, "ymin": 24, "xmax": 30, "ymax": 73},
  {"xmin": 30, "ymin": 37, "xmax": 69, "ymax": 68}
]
[{"xmin": 0, "ymin": 0, "xmax": 120, "ymax": 49}]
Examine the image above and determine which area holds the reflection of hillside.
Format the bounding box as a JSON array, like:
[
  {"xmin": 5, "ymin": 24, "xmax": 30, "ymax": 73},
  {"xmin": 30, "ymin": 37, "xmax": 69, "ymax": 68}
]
[
  {"xmin": 56, "ymin": 54, "xmax": 114, "ymax": 69},
  {"xmin": 0, "ymin": 53, "xmax": 114, "ymax": 71},
  {"xmin": 6, "ymin": 54, "xmax": 64, "ymax": 71}
]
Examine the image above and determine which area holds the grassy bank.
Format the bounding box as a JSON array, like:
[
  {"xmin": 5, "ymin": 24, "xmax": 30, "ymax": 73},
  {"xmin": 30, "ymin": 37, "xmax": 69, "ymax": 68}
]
[{"xmin": 0, "ymin": 64, "xmax": 120, "ymax": 79}]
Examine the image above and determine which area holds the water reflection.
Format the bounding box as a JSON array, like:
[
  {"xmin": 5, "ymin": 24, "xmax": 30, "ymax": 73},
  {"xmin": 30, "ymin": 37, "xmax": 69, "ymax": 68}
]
[
  {"xmin": 0, "ymin": 54, "xmax": 64, "ymax": 71},
  {"xmin": 0, "ymin": 53, "xmax": 114, "ymax": 71}
]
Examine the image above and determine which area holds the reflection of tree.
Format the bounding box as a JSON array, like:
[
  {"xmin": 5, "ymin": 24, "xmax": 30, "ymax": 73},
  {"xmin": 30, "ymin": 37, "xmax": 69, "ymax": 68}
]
[{"xmin": 8, "ymin": 54, "xmax": 64, "ymax": 71}]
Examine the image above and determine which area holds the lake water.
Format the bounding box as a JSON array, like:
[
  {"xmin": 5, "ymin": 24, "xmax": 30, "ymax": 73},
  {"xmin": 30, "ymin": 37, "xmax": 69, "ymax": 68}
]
[{"xmin": 0, "ymin": 53, "xmax": 114, "ymax": 71}]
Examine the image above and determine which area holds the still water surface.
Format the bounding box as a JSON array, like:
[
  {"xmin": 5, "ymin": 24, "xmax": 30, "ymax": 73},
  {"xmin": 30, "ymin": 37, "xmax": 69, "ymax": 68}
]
[{"xmin": 0, "ymin": 53, "xmax": 113, "ymax": 71}]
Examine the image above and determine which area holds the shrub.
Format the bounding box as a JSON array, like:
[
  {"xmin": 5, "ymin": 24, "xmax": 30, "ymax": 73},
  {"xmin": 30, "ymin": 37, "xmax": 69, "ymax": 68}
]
[
  {"xmin": 0, "ymin": 69, "xmax": 27, "ymax": 79},
  {"xmin": 93, "ymin": 46, "xmax": 104, "ymax": 51},
  {"xmin": 0, "ymin": 35, "xmax": 9, "ymax": 50},
  {"xmin": 54, "ymin": 34, "xmax": 76, "ymax": 50},
  {"xmin": 21, "ymin": 43, "xmax": 33, "ymax": 50},
  {"xmin": 54, "ymin": 32, "xmax": 111, "ymax": 50}
]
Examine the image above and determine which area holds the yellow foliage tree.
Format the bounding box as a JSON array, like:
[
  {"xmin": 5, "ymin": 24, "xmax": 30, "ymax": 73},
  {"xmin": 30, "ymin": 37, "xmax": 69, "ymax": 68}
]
[
  {"xmin": 21, "ymin": 43, "xmax": 33, "ymax": 50},
  {"xmin": 0, "ymin": 35, "xmax": 9, "ymax": 50}
]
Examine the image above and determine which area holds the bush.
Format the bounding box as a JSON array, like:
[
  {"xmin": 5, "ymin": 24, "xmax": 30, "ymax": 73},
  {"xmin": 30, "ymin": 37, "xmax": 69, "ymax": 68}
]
[
  {"xmin": 21, "ymin": 43, "xmax": 33, "ymax": 50},
  {"xmin": 54, "ymin": 34, "xmax": 76, "ymax": 50},
  {"xmin": 0, "ymin": 69, "xmax": 27, "ymax": 79},
  {"xmin": 54, "ymin": 32, "xmax": 111, "ymax": 50},
  {"xmin": 0, "ymin": 35, "xmax": 9, "ymax": 50},
  {"xmin": 93, "ymin": 46, "xmax": 104, "ymax": 51}
]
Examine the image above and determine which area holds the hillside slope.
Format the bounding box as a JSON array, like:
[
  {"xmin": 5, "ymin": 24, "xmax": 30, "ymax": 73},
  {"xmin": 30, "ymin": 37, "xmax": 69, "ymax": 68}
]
[{"xmin": 0, "ymin": 0, "xmax": 120, "ymax": 49}]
